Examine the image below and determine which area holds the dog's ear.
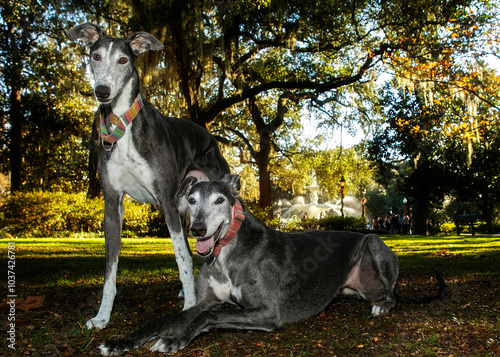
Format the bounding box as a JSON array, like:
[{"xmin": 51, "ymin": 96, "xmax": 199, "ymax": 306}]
[
  {"xmin": 222, "ymin": 174, "xmax": 240, "ymax": 197},
  {"xmin": 176, "ymin": 176, "xmax": 198, "ymax": 201},
  {"xmin": 68, "ymin": 23, "xmax": 104, "ymax": 47},
  {"xmin": 127, "ymin": 32, "xmax": 164, "ymax": 56}
]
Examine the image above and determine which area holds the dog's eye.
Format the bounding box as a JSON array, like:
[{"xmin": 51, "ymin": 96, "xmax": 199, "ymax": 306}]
[
  {"xmin": 118, "ymin": 57, "xmax": 128, "ymax": 64},
  {"xmin": 216, "ymin": 197, "xmax": 225, "ymax": 204},
  {"xmin": 188, "ymin": 197, "xmax": 196, "ymax": 204},
  {"xmin": 92, "ymin": 53, "xmax": 101, "ymax": 61}
]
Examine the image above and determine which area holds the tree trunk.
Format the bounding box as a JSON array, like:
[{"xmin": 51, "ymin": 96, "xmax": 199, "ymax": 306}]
[
  {"xmin": 9, "ymin": 87, "xmax": 22, "ymax": 192},
  {"xmin": 409, "ymin": 158, "xmax": 432, "ymax": 235},
  {"xmin": 5, "ymin": 15, "xmax": 35, "ymax": 192},
  {"xmin": 414, "ymin": 195, "xmax": 430, "ymax": 235},
  {"xmin": 480, "ymin": 187, "xmax": 493, "ymax": 234},
  {"xmin": 256, "ymin": 132, "xmax": 272, "ymax": 208},
  {"xmin": 248, "ymin": 94, "xmax": 290, "ymax": 209}
]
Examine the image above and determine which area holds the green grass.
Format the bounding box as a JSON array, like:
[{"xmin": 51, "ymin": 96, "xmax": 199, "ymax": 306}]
[{"xmin": 0, "ymin": 234, "xmax": 499, "ymax": 356}]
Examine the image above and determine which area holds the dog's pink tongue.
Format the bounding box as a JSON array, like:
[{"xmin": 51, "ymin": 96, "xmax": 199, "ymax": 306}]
[{"xmin": 196, "ymin": 236, "xmax": 215, "ymax": 255}]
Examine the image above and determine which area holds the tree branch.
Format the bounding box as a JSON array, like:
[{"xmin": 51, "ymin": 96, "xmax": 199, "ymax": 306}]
[
  {"xmin": 202, "ymin": 44, "xmax": 389, "ymax": 124},
  {"xmin": 226, "ymin": 127, "xmax": 257, "ymax": 158}
]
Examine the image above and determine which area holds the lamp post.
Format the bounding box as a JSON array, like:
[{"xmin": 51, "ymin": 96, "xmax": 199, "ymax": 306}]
[
  {"xmin": 277, "ymin": 200, "xmax": 282, "ymax": 231},
  {"xmin": 361, "ymin": 188, "xmax": 366, "ymax": 218},
  {"xmin": 340, "ymin": 175, "xmax": 345, "ymax": 217}
]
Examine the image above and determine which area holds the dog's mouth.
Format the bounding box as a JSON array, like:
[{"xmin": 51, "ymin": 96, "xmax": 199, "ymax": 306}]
[{"xmin": 194, "ymin": 222, "xmax": 225, "ymax": 256}]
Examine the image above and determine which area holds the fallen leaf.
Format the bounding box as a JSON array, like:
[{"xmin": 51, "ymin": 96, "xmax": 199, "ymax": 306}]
[{"xmin": 1, "ymin": 295, "xmax": 45, "ymax": 311}]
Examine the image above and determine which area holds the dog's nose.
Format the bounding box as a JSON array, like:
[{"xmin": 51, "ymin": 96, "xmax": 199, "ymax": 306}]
[
  {"xmin": 190, "ymin": 222, "xmax": 207, "ymax": 237},
  {"xmin": 95, "ymin": 85, "xmax": 111, "ymax": 100}
]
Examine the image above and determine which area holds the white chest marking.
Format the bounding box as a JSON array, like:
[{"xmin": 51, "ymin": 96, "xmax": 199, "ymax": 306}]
[
  {"xmin": 208, "ymin": 276, "xmax": 242, "ymax": 305},
  {"xmin": 106, "ymin": 126, "xmax": 157, "ymax": 204}
]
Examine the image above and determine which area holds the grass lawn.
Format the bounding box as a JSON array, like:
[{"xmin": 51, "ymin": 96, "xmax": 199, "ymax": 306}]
[{"xmin": 1, "ymin": 234, "xmax": 499, "ymax": 356}]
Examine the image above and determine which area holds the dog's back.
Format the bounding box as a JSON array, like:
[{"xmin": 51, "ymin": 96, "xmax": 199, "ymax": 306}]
[
  {"xmin": 131, "ymin": 104, "xmax": 230, "ymax": 179},
  {"xmin": 235, "ymin": 215, "xmax": 391, "ymax": 323}
]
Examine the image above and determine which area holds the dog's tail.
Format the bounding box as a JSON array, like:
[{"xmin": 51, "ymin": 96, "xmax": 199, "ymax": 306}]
[{"xmin": 395, "ymin": 269, "xmax": 448, "ymax": 304}]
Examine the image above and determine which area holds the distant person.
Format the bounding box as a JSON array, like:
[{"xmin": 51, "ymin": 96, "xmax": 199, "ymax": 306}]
[
  {"xmin": 391, "ymin": 215, "xmax": 400, "ymax": 234},
  {"xmin": 402, "ymin": 214, "xmax": 410, "ymax": 234},
  {"xmin": 427, "ymin": 218, "xmax": 433, "ymax": 235},
  {"xmin": 385, "ymin": 216, "xmax": 391, "ymax": 233}
]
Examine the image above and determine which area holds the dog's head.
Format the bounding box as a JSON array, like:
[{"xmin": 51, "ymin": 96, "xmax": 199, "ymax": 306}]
[
  {"xmin": 177, "ymin": 174, "xmax": 241, "ymax": 256},
  {"xmin": 68, "ymin": 23, "xmax": 164, "ymax": 104}
]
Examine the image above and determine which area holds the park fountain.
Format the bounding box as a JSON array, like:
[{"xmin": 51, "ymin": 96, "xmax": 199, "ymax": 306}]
[{"xmin": 274, "ymin": 179, "xmax": 361, "ymax": 223}]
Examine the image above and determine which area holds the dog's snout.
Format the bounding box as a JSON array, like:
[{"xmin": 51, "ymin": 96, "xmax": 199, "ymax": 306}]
[
  {"xmin": 95, "ymin": 85, "xmax": 111, "ymax": 100},
  {"xmin": 190, "ymin": 222, "xmax": 207, "ymax": 237}
]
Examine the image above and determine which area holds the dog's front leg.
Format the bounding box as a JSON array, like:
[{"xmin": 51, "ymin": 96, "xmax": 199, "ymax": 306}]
[
  {"xmin": 150, "ymin": 307, "xmax": 280, "ymax": 353},
  {"xmin": 87, "ymin": 191, "xmax": 124, "ymax": 330},
  {"xmin": 98, "ymin": 302, "xmax": 212, "ymax": 356},
  {"xmin": 163, "ymin": 204, "xmax": 196, "ymax": 310}
]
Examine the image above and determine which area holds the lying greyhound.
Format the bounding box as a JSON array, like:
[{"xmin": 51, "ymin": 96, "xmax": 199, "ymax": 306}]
[
  {"xmin": 98, "ymin": 175, "xmax": 446, "ymax": 355},
  {"xmin": 69, "ymin": 24, "xmax": 230, "ymax": 329}
]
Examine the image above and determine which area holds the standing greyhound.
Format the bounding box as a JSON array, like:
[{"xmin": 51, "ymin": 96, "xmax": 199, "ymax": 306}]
[
  {"xmin": 69, "ymin": 23, "xmax": 230, "ymax": 330},
  {"xmin": 98, "ymin": 175, "xmax": 447, "ymax": 355}
]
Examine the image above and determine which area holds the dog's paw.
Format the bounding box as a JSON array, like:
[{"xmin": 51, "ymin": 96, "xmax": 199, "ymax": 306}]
[
  {"xmin": 98, "ymin": 339, "xmax": 135, "ymax": 356},
  {"xmin": 371, "ymin": 304, "xmax": 389, "ymax": 316},
  {"xmin": 86, "ymin": 317, "xmax": 108, "ymax": 330},
  {"xmin": 150, "ymin": 337, "xmax": 187, "ymax": 353}
]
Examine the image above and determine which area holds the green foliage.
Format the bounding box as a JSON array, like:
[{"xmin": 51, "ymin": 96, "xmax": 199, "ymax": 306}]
[
  {"xmin": 246, "ymin": 203, "xmax": 275, "ymax": 226},
  {"xmin": 2, "ymin": 1, "xmax": 499, "ymax": 231},
  {"xmin": 301, "ymin": 216, "xmax": 367, "ymax": 232},
  {"xmin": 439, "ymin": 222, "xmax": 456, "ymax": 235},
  {"xmin": 0, "ymin": 191, "xmax": 99, "ymax": 236},
  {"xmin": 0, "ymin": 191, "xmax": 162, "ymax": 237},
  {"xmin": 122, "ymin": 200, "xmax": 163, "ymax": 236},
  {"xmin": 478, "ymin": 221, "xmax": 500, "ymax": 234},
  {"xmin": 439, "ymin": 221, "xmax": 500, "ymax": 235},
  {"xmin": 21, "ymin": 94, "xmax": 94, "ymax": 192},
  {"xmin": 0, "ymin": 5, "xmax": 95, "ymax": 192},
  {"xmin": 259, "ymin": 214, "xmax": 367, "ymax": 233},
  {"xmin": 279, "ymin": 216, "xmax": 305, "ymax": 233}
]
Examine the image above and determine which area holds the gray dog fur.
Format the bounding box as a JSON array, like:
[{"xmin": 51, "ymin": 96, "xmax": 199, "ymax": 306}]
[
  {"xmin": 69, "ymin": 24, "xmax": 230, "ymax": 330},
  {"xmin": 98, "ymin": 175, "xmax": 420, "ymax": 355}
]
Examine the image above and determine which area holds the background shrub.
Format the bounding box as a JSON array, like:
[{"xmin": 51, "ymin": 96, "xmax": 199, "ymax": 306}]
[
  {"xmin": 476, "ymin": 221, "xmax": 500, "ymax": 234},
  {"xmin": 302, "ymin": 216, "xmax": 367, "ymax": 232},
  {"xmin": 439, "ymin": 222, "xmax": 456, "ymax": 235},
  {"xmin": 439, "ymin": 221, "xmax": 500, "ymax": 235},
  {"xmin": 0, "ymin": 191, "xmax": 162, "ymax": 237},
  {"xmin": 244, "ymin": 202, "xmax": 367, "ymax": 233}
]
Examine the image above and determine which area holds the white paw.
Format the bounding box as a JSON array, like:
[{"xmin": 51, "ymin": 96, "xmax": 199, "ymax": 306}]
[
  {"xmin": 97, "ymin": 344, "xmax": 111, "ymax": 356},
  {"xmin": 371, "ymin": 305, "xmax": 387, "ymax": 316},
  {"xmin": 86, "ymin": 317, "xmax": 108, "ymax": 330},
  {"xmin": 150, "ymin": 339, "xmax": 167, "ymax": 353},
  {"xmin": 98, "ymin": 339, "xmax": 133, "ymax": 356},
  {"xmin": 150, "ymin": 337, "xmax": 185, "ymax": 353}
]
